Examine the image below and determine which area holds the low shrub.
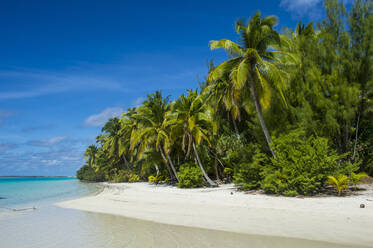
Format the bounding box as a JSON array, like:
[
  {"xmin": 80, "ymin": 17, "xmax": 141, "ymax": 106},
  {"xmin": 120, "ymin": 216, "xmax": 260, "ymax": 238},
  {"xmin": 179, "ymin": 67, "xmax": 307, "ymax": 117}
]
[
  {"xmin": 76, "ymin": 165, "xmax": 105, "ymax": 182},
  {"xmin": 148, "ymin": 175, "xmax": 163, "ymax": 184},
  {"xmin": 112, "ymin": 170, "xmax": 129, "ymax": 183},
  {"xmin": 261, "ymin": 129, "xmax": 357, "ymax": 196},
  {"xmin": 223, "ymin": 168, "xmax": 233, "ymax": 182},
  {"xmin": 177, "ymin": 162, "xmax": 204, "ymax": 188},
  {"xmin": 129, "ymin": 173, "xmax": 140, "ymax": 182},
  {"xmin": 234, "ymin": 147, "xmax": 267, "ymax": 190},
  {"xmin": 350, "ymin": 172, "xmax": 368, "ymax": 190},
  {"xmin": 327, "ymin": 174, "xmax": 349, "ymax": 196}
]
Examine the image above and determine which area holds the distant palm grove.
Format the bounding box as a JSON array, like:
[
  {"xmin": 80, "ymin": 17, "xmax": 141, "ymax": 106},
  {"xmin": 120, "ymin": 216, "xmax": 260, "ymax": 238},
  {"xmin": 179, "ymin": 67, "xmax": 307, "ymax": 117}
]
[{"xmin": 77, "ymin": 0, "xmax": 373, "ymax": 196}]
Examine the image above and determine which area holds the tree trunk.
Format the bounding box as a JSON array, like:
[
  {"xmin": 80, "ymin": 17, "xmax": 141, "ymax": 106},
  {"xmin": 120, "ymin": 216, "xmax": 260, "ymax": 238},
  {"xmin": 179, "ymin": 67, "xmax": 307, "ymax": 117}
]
[
  {"xmin": 158, "ymin": 145, "xmax": 175, "ymax": 180},
  {"xmin": 345, "ymin": 121, "xmax": 349, "ymax": 153},
  {"xmin": 166, "ymin": 152, "xmax": 179, "ymax": 182},
  {"xmin": 154, "ymin": 164, "xmax": 160, "ymax": 176},
  {"xmin": 192, "ymin": 141, "xmax": 217, "ymax": 187},
  {"xmin": 231, "ymin": 111, "xmax": 240, "ymax": 136},
  {"xmin": 250, "ymin": 82, "xmax": 276, "ymax": 158},
  {"xmin": 214, "ymin": 158, "xmax": 220, "ymax": 181},
  {"xmin": 122, "ymin": 154, "xmax": 131, "ymax": 170},
  {"xmin": 352, "ymin": 113, "xmax": 361, "ymax": 161}
]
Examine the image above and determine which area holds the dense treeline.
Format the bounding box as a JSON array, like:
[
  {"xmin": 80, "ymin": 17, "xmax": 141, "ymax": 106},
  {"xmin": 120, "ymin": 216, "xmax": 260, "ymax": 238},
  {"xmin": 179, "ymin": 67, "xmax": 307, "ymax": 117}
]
[{"xmin": 77, "ymin": 0, "xmax": 373, "ymax": 196}]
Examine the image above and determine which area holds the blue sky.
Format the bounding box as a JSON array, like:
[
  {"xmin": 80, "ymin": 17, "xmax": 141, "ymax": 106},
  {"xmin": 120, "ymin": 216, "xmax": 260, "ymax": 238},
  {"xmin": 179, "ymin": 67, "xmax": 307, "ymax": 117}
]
[{"xmin": 0, "ymin": 0, "xmax": 342, "ymax": 176}]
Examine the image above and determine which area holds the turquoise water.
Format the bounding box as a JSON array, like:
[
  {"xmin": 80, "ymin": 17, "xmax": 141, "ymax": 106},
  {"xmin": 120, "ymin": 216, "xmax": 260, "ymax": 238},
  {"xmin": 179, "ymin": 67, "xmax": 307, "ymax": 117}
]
[{"xmin": 0, "ymin": 177, "xmax": 98, "ymax": 211}]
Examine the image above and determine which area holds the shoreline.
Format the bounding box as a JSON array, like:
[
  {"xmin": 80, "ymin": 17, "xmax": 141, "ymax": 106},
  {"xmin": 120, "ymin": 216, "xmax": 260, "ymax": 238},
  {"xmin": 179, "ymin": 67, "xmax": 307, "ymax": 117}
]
[{"xmin": 57, "ymin": 182, "xmax": 373, "ymax": 247}]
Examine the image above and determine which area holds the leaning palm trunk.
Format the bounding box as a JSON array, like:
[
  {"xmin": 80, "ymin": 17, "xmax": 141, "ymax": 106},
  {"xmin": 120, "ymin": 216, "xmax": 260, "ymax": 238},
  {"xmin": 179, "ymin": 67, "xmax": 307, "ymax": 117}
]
[
  {"xmin": 250, "ymin": 81, "xmax": 276, "ymax": 158},
  {"xmin": 192, "ymin": 141, "xmax": 217, "ymax": 187},
  {"xmin": 158, "ymin": 145, "xmax": 178, "ymax": 182},
  {"xmin": 214, "ymin": 158, "xmax": 220, "ymax": 181},
  {"xmin": 122, "ymin": 154, "xmax": 131, "ymax": 170},
  {"xmin": 166, "ymin": 152, "xmax": 179, "ymax": 182}
]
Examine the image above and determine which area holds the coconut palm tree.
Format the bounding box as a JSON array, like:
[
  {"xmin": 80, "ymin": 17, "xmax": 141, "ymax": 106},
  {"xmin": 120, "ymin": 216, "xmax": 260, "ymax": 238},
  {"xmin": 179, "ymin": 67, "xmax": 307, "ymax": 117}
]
[
  {"xmin": 84, "ymin": 144, "xmax": 98, "ymax": 167},
  {"xmin": 101, "ymin": 117, "xmax": 125, "ymax": 169},
  {"xmin": 208, "ymin": 11, "xmax": 290, "ymax": 158},
  {"xmin": 169, "ymin": 90, "xmax": 217, "ymax": 186},
  {"xmin": 204, "ymin": 77, "xmax": 243, "ymax": 136},
  {"xmin": 327, "ymin": 175, "xmax": 349, "ymax": 196},
  {"xmin": 130, "ymin": 91, "xmax": 179, "ymax": 181}
]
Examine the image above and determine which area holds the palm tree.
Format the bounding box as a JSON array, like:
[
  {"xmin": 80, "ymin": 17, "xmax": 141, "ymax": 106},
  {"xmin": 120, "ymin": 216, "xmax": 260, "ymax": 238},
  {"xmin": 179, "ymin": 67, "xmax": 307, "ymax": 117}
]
[
  {"xmin": 170, "ymin": 90, "xmax": 217, "ymax": 186},
  {"xmin": 204, "ymin": 77, "xmax": 242, "ymax": 136},
  {"xmin": 327, "ymin": 175, "xmax": 349, "ymax": 196},
  {"xmin": 101, "ymin": 117, "xmax": 125, "ymax": 170},
  {"xmin": 84, "ymin": 144, "xmax": 98, "ymax": 167},
  {"xmin": 130, "ymin": 91, "xmax": 179, "ymax": 181},
  {"xmin": 208, "ymin": 11, "xmax": 290, "ymax": 158}
]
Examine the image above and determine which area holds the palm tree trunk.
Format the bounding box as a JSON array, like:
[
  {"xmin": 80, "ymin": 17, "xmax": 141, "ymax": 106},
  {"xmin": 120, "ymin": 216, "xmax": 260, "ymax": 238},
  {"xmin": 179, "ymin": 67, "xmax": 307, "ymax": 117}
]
[
  {"xmin": 166, "ymin": 152, "xmax": 179, "ymax": 182},
  {"xmin": 154, "ymin": 164, "xmax": 160, "ymax": 176},
  {"xmin": 231, "ymin": 111, "xmax": 240, "ymax": 136},
  {"xmin": 192, "ymin": 141, "xmax": 217, "ymax": 187},
  {"xmin": 214, "ymin": 158, "xmax": 220, "ymax": 181},
  {"xmin": 250, "ymin": 82, "xmax": 276, "ymax": 158},
  {"xmin": 122, "ymin": 154, "xmax": 131, "ymax": 170},
  {"xmin": 158, "ymin": 145, "xmax": 176, "ymax": 181}
]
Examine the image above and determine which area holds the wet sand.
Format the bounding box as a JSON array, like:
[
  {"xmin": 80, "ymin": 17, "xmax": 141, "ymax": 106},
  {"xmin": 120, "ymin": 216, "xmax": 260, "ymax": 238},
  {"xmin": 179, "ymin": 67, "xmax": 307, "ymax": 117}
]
[{"xmin": 0, "ymin": 205, "xmax": 367, "ymax": 248}]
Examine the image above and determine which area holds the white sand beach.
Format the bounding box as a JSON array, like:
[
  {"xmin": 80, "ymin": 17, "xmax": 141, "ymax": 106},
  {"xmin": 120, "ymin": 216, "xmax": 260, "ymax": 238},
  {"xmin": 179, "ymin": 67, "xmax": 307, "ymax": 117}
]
[{"xmin": 57, "ymin": 182, "xmax": 373, "ymax": 247}]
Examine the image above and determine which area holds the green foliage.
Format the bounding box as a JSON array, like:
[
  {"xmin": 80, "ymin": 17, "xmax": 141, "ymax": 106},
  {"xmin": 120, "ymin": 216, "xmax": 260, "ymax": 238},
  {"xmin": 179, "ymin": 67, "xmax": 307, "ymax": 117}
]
[
  {"xmin": 223, "ymin": 168, "xmax": 233, "ymax": 181},
  {"xmin": 112, "ymin": 170, "xmax": 129, "ymax": 183},
  {"xmin": 327, "ymin": 174, "xmax": 349, "ymax": 196},
  {"xmin": 76, "ymin": 165, "xmax": 105, "ymax": 182},
  {"xmin": 261, "ymin": 129, "xmax": 354, "ymax": 196},
  {"xmin": 177, "ymin": 163, "xmax": 204, "ymax": 188},
  {"xmin": 233, "ymin": 146, "xmax": 267, "ymax": 190},
  {"xmin": 129, "ymin": 173, "xmax": 140, "ymax": 183},
  {"xmin": 148, "ymin": 175, "xmax": 163, "ymax": 184},
  {"xmin": 350, "ymin": 172, "xmax": 368, "ymax": 190}
]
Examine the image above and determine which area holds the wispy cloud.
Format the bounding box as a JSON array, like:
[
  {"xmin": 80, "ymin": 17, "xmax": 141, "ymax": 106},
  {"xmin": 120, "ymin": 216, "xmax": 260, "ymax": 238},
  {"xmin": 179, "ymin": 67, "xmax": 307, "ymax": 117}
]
[
  {"xmin": 280, "ymin": 0, "xmax": 322, "ymax": 19},
  {"xmin": 21, "ymin": 124, "xmax": 56, "ymax": 132},
  {"xmin": 132, "ymin": 97, "xmax": 146, "ymax": 107},
  {"xmin": 0, "ymin": 70, "xmax": 128, "ymax": 100},
  {"xmin": 0, "ymin": 143, "xmax": 86, "ymax": 176},
  {"xmin": 0, "ymin": 143, "xmax": 18, "ymax": 153},
  {"xmin": 84, "ymin": 107, "xmax": 124, "ymax": 127},
  {"xmin": 26, "ymin": 136, "xmax": 67, "ymax": 147}
]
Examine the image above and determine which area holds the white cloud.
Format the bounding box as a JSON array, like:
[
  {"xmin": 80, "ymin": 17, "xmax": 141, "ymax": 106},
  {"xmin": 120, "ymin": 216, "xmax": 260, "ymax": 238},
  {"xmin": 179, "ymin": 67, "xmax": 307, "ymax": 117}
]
[
  {"xmin": 27, "ymin": 136, "xmax": 67, "ymax": 147},
  {"xmin": 132, "ymin": 97, "xmax": 146, "ymax": 107},
  {"xmin": 84, "ymin": 107, "xmax": 124, "ymax": 127},
  {"xmin": 280, "ymin": 0, "xmax": 322, "ymax": 18},
  {"xmin": 0, "ymin": 70, "xmax": 128, "ymax": 100},
  {"xmin": 41, "ymin": 159, "xmax": 60, "ymax": 166}
]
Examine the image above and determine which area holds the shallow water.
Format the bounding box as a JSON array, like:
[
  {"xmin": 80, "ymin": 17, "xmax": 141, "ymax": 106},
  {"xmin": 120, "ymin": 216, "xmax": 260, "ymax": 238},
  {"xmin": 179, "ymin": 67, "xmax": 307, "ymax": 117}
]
[
  {"xmin": 0, "ymin": 178, "xmax": 367, "ymax": 248},
  {"xmin": 0, "ymin": 177, "xmax": 98, "ymax": 210}
]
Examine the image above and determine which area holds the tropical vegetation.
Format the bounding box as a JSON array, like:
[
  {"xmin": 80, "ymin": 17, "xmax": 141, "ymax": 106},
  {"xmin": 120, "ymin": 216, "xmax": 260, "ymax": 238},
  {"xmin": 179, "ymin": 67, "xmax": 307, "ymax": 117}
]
[{"xmin": 77, "ymin": 0, "xmax": 373, "ymax": 196}]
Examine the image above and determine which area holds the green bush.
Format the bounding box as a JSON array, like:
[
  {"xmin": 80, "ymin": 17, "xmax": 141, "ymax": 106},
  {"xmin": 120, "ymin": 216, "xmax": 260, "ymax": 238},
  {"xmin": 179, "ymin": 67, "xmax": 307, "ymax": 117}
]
[
  {"xmin": 261, "ymin": 129, "xmax": 357, "ymax": 196},
  {"xmin": 177, "ymin": 163, "xmax": 204, "ymax": 188},
  {"xmin": 148, "ymin": 175, "xmax": 163, "ymax": 184},
  {"xmin": 112, "ymin": 170, "xmax": 130, "ymax": 183},
  {"xmin": 234, "ymin": 147, "xmax": 267, "ymax": 190},
  {"xmin": 76, "ymin": 165, "xmax": 105, "ymax": 182},
  {"xmin": 223, "ymin": 168, "xmax": 233, "ymax": 182},
  {"xmin": 129, "ymin": 173, "xmax": 140, "ymax": 182}
]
